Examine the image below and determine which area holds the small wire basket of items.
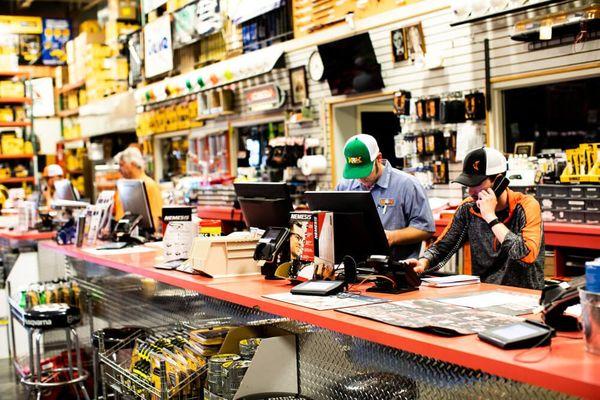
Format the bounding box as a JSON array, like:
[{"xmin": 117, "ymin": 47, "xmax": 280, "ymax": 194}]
[{"xmin": 97, "ymin": 319, "xmax": 232, "ymax": 400}]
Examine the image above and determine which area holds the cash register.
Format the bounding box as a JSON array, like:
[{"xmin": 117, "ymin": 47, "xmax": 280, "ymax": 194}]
[
  {"xmin": 290, "ymin": 191, "xmax": 421, "ymax": 296},
  {"xmin": 100, "ymin": 179, "xmax": 157, "ymax": 249},
  {"xmin": 234, "ymin": 182, "xmax": 293, "ymax": 279}
]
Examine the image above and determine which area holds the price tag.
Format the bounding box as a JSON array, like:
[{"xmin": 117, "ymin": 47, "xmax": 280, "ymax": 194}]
[{"xmin": 539, "ymin": 24, "xmax": 552, "ymax": 40}]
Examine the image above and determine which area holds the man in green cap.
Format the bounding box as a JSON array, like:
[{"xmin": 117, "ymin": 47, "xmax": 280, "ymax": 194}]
[{"xmin": 336, "ymin": 134, "xmax": 435, "ymax": 260}]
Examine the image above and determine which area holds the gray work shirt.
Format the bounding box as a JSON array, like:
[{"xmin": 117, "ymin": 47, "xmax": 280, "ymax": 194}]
[{"xmin": 335, "ymin": 160, "xmax": 435, "ymax": 260}]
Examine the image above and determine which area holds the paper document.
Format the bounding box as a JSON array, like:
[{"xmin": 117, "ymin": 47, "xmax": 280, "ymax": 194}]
[
  {"xmin": 264, "ymin": 292, "xmax": 389, "ymax": 311},
  {"xmin": 434, "ymin": 291, "xmax": 539, "ymax": 316},
  {"xmin": 83, "ymin": 246, "xmax": 157, "ymax": 256},
  {"xmin": 421, "ymin": 275, "xmax": 480, "ymax": 287}
]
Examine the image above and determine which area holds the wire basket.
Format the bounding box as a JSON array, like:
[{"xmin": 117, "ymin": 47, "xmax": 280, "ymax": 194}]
[{"xmin": 97, "ymin": 320, "xmax": 230, "ymax": 400}]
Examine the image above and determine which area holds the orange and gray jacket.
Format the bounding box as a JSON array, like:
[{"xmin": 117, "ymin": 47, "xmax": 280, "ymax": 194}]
[{"xmin": 423, "ymin": 189, "xmax": 545, "ymax": 289}]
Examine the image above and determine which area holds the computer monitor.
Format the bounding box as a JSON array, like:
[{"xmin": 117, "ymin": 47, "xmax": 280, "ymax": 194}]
[
  {"xmin": 54, "ymin": 179, "xmax": 79, "ymax": 201},
  {"xmin": 305, "ymin": 191, "xmax": 390, "ymax": 263},
  {"xmin": 116, "ymin": 179, "xmax": 155, "ymax": 234},
  {"xmin": 234, "ymin": 182, "xmax": 293, "ymax": 229}
]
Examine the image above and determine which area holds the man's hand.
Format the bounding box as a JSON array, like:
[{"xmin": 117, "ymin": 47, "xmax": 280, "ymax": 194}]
[
  {"xmin": 404, "ymin": 258, "xmax": 429, "ymax": 274},
  {"xmin": 477, "ymin": 188, "xmax": 498, "ymax": 222}
]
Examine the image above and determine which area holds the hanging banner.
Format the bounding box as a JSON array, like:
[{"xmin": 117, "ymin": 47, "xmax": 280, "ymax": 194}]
[
  {"xmin": 32, "ymin": 77, "xmax": 55, "ymax": 117},
  {"xmin": 226, "ymin": 0, "xmax": 282, "ymax": 24},
  {"xmin": 144, "ymin": 15, "xmax": 173, "ymax": 78},
  {"xmin": 143, "ymin": 0, "xmax": 168, "ymax": 14},
  {"xmin": 41, "ymin": 18, "xmax": 71, "ymax": 65},
  {"xmin": 0, "ymin": 15, "xmax": 42, "ymax": 34}
]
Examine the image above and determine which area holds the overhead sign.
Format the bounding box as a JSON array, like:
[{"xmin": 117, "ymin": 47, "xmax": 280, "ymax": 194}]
[
  {"xmin": 32, "ymin": 77, "xmax": 55, "ymax": 117},
  {"xmin": 143, "ymin": 0, "xmax": 168, "ymax": 14},
  {"xmin": 227, "ymin": 0, "xmax": 282, "ymax": 24},
  {"xmin": 243, "ymin": 83, "xmax": 285, "ymax": 112},
  {"xmin": 41, "ymin": 18, "xmax": 71, "ymax": 66},
  {"xmin": 144, "ymin": 15, "xmax": 173, "ymax": 79},
  {"xmin": 0, "ymin": 15, "xmax": 42, "ymax": 34}
]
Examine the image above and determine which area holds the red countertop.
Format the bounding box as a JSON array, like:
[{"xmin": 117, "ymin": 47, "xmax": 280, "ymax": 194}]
[
  {"xmin": 435, "ymin": 219, "xmax": 600, "ymax": 250},
  {"xmin": 39, "ymin": 240, "xmax": 600, "ymax": 399},
  {"xmin": 0, "ymin": 230, "xmax": 55, "ymax": 241},
  {"xmin": 197, "ymin": 206, "xmax": 244, "ymax": 222}
]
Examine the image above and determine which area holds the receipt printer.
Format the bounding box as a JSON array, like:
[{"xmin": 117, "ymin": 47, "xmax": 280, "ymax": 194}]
[{"xmin": 254, "ymin": 227, "xmax": 290, "ymax": 263}]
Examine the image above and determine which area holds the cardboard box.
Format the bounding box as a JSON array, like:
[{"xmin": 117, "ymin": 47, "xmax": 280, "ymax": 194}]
[
  {"xmin": 108, "ymin": 0, "xmax": 138, "ymax": 21},
  {"xmin": 289, "ymin": 211, "xmax": 334, "ymax": 278}
]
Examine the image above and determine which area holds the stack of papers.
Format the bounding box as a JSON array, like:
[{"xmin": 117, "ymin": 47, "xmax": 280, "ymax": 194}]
[{"xmin": 421, "ymin": 275, "xmax": 480, "ymax": 287}]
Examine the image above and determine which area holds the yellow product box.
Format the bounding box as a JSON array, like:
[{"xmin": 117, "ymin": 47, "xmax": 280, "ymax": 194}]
[
  {"xmin": 79, "ymin": 20, "xmax": 101, "ymax": 34},
  {"xmin": 78, "ymin": 89, "xmax": 87, "ymax": 107},
  {"xmin": 0, "ymin": 81, "xmax": 25, "ymax": 98},
  {"xmin": 55, "ymin": 65, "xmax": 69, "ymax": 88},
  {"xmin": 167, "ymin": 0, "xmax": 194, "ymax": 12},
  {"xmin": 67, "ymin": 92, "xmax": 79, "ymax": 109},
  {"xmin": 66, "ymin": 40, "xmax": 76, "ymax": 65},
  {"xmin": 74, "ymin": 32, "xmax": 105, "ymax": 60},
  {"xmin": 85, "ymin": 44, "xmax": 114, "ymax": 60},
  {"xmin": 108, "ymin": 0, "xmax": 138, "ymax": 21},
  {"xmin": 106, "ymin": 20, "xmax": 140, "ymax": 44},
  {"xmin": 0, "ymin": 108, "xmax": 13, "ymax": 122},
  {"xmin": 104, "ymin": 57, "xmax": 129, "ymax": 80},
  {"xmin": 84, "ymin": 57, "xmax": 106, "ymax": 71},
  {"xmin": 14, "ymin": 107, "xmax": 26, "ymax": 121},
  {"xmin": 1, "ymin": 136, "xmax": 25, "ymax": 155}
]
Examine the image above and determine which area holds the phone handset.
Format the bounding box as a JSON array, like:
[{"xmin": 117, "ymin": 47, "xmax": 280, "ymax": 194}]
[{"xmin": 472, "ymin": 176, "xmax": 510, "ymax": 213}]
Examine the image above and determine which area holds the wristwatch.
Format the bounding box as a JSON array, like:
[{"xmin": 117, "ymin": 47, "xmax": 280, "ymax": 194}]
[{"xmin": 487, "ymin": 218, "xmax": 500, "ymax": 228}]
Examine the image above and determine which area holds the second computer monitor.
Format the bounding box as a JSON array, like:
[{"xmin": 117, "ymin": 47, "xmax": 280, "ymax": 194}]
[
  {"xmin": 305, "ymin": 191, "xmax": 390, "ymax": 262},
  {"xmin": 54, "ymin": 179, "xmax": 79, "ymax": 201},
  {"xmin": 116, "ymin": 179, "xmax": 155, "ymax": 234},
  {"xmin": 233, "ymin": 182, "xmax": 293, "ymax": 230}
]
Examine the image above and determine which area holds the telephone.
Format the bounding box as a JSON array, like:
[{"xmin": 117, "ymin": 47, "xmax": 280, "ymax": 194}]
[
  {"xmin": 472, "ymin": 176, "xmax": 510, "ymax": 213},
  {"xmin": 112, "ymin": 212, "xmax": 146, "ymax": 244},
  {"xmin": 541, "ymin": 276, "xmax": 585, "ymax": 331}
]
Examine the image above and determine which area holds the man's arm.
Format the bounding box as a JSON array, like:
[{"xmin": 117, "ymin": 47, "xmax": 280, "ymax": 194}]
[
  {"xmin": 385, "ymin": 227, "xmax": 432, "ymax": 246},
  {"xmin": 390, "ymin": 178, "xmax": 435, "ymax": 247},
  {"xmin": 408, "ymin": 204, "xmax": 470, "ymax": 273},
  {"xmin": 478, "ymin": 190, "xmax": 543, "ymax": 264}
]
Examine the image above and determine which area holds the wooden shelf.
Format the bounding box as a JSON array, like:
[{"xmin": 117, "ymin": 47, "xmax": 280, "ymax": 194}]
[
  {"xmin": 56, "ymin": 80, "xmax": 85, "ymax": 95},
  {"xmin": 57, "ymin": 108, "xmax": 79, "ymax": 118},
  {"xmin": 0, "ymin": 121, "xmax": 31, "ymax": 127},
  {"xmin": 67, "ymin": 169, "xmax": 84, "ymax": 175},
  {"xmin": 0, "ymin": 71, "xmax": 29, "ymax": 78},
  {"xmin": 0, "ymin": 154, "xmax": 34, "ymax": 160},
  {"xmin": 0, "ymin": 97, "xmax": 32, "ymax": 105},
  {"xmin": 0, "ymin": 177, "xmax": 34, "ymax": 184},
  {"xmin": 59, "ymin": 137, "xmax": 86, "ymax": 144},
  {"xmin": 450, "ymin": 0, "xmax": 565, "ymax": 27},
  {"xmin": 195, "ymin": 111, "xmax": 235, "ymax": 121}
]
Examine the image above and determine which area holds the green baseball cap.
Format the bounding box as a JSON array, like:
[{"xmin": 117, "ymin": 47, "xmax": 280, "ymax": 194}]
[{"xmin": 343, "ymin": 134, "xmax": 379, "ymax": 179}]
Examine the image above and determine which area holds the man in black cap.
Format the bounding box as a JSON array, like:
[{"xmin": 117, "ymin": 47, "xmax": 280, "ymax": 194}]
[{"xmin": 405, "ymin": 147, "xmax": 545, "ymax": 289}]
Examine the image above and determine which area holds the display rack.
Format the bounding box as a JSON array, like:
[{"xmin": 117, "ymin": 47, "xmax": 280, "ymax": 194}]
[
  {"xmin": 0, "ymin": 71, "xmax": 36, "ymax": 188},
  {"xmin": 449, "ymin": 0, "xmax": 566, "ymax": 26}
]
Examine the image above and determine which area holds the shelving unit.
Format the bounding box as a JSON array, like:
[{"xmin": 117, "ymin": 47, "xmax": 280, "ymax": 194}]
[
  {"xmin": 0, "ymin": 177, "xmax": 34, "ymax": 184},
  {"xmin": 0, "ymin": 71, "xmax": 36, "ymax": 188}
]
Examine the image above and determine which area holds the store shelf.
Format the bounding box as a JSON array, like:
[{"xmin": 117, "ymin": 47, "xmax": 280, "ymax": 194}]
[
  {"xmin": 0, "ymin": 121, "xmax": 31, "ymax": 127},
  {"xmin": 57, "ymin": 108, "xmax": 80, "ymax": 118},
  {"xmin": 67, "ymin": 169, "xmax": 84, "ymax": 175},
  {"xmin": 0, "ymin": 177, "xmax": 34, "ymax": 184},
  {"xmin": 0, "ymin": 97, "xmax": 32, "ymax": 105},
  {"xmin": 0, "ymin": 154, "xmax": 34, "ymax": 160},
  {"xmin": 450, "ymin": 0, "xmax": 565, "ymax": 26},
  {"xmin": 195, "ymin": 111, "xmax": 235, "ymax": 121},
  {"xmin": 59, "ymin": 137, "xmax": 86, "ymax": 144},
  {"xmin": 0, "ymin": 71, "xmax": 29, "ymax": 78},
  {"xmin": 56, "ymin": 80, "xmax": 85, "ymax": 95}
]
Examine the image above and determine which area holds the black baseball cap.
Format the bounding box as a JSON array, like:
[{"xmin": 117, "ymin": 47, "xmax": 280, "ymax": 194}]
[{"xmin": 453, "ymin": 147, "xmax": 507, "ymax": 187}]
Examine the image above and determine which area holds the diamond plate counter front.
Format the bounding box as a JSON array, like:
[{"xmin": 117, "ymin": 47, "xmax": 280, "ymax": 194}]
[{"xmin": 65, "ymin": 255, "xmax": 578, "ymax": 400}]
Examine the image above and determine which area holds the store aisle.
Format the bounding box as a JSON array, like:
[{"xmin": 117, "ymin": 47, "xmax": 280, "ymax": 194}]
[{"xmin": 0, "ymin": 358, "xmax": 25, "ymax": 400}]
